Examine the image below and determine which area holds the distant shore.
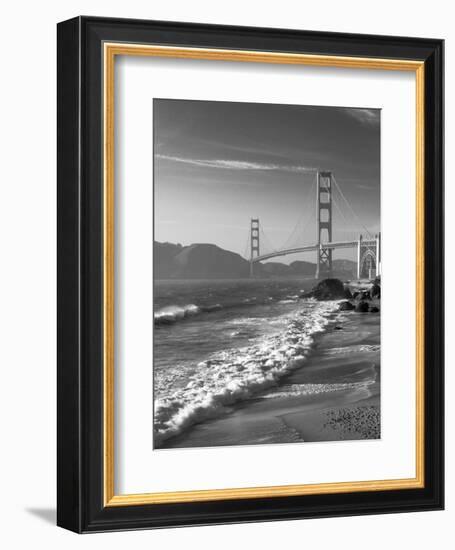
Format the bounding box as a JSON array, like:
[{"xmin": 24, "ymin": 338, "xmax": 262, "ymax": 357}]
[
  {"xmin": 159, "ymin": 302, "xmax": 380, "ymax": 449},
  {"xmin": 156, "ymin": 276, "xmax": 339, "ymax": 283}
]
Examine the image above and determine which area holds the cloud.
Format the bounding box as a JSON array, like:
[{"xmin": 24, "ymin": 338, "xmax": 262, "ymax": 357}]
[
  {"xmin": 155, "ymin": 154, "xmax": 316, "ymax": 174},
  {"xmin": 345, "ymin": 108, "xmax": 380, "ymax": 126}
]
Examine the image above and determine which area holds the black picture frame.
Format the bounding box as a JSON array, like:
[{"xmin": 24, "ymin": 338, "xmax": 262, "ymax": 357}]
[{"xmin": 57, "ymin": 16, "xmax": 444, "ymax": 533}]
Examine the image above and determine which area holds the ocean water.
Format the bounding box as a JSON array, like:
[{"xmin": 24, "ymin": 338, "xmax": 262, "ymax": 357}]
[{"xmin": 153, "ymin": 279, "xmax": 342, "ymax": 447}]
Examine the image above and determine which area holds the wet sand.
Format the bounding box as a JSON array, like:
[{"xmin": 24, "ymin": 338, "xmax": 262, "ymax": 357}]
[{"xmin": 161, "ymin": 307, "xmax": 380, "ymax": 449}]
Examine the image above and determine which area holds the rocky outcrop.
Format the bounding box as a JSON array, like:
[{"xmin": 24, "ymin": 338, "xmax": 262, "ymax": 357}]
[
  {"xmin": 300, "ymin": 278, "xmax": 347, "ymax": 301},
  {"xmin": 355, "ymin": 301, "xmax": 370, "ymax": 313},
  {"xmin": 338, "ymin": 299, "xmax": 380, "ymax": 313},
  {"xmin": 370, "ymin": 283, "xmax": 381, "ymax": 299},
  {"xmin": 344, "ymin": 287, "xmax": 353, "ymax": 299},
  {"xmin": 301, "ymin": 276, "xmax": 381, "ymax": 315},
  {"xmin": 338, "ymin": 300, "xmax": 355, "ymax": 311}
]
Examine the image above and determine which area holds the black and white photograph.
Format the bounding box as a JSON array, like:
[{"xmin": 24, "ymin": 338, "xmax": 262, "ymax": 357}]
[
  {"xmin": 0, "ymin": 0, "xmax": 447, "ymax": 541},
  {"xmin": 153, "ymin": 99, "xmax": 381, "ymax": 449}
]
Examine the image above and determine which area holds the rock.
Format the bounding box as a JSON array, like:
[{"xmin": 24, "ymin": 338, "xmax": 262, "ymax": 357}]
[
  {"xmin": 334, "ymin": 326, "xmax": 343, "ymax": 330},
  {"xmin": 338, "ymin": 300, "xmax": 355, "ymax": 311},
  {"xmin": 369, "ymin": 306, "xmax": 380, "ymax": 313},
  {"xmin": 370, "ymin": 283, "xmax": 381, "ymax": 299},
  {"xmin": 355, "ymin": 301, "xmax": 369, "ymax": 313},
  {"xmin": 311, "ymin": 278, "xmax": 346, "ymax": 301},
  {"xmin": 360, "ymin": 291, "xmax": 371, "ymax": 301}
]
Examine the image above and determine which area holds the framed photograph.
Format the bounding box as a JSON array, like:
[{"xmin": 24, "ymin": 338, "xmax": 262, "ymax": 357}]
[{"xmin": 57, "ymin": 16, "xmax": 444, "ymax": 532}]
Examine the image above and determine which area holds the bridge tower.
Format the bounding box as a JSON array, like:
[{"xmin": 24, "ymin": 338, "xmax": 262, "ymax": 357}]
[
  {"xmin": 356, "ymin": 233, "xmax": 381, "ymax": 280},
  {"xmin": 250, "ymin": 218, "xmax": 260, "ymax": 277},
  {"xmin": 315, "ymin": 171, "xmax": 333, "ymax": 279}
]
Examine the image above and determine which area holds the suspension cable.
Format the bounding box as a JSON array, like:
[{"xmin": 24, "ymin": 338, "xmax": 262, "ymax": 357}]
[
  {"xmin": 259, "ymin": 225, "xmax": 277, "ymax": 255},
  {"xmin": 242, "ymin": 228, "xmax": 251, "ymax": 260},
  {"xmin": 279, "ymin": 172, "xmax": 318, "ymax": 250},
  {"xmin": 332, "ymin": 175, "xmax": 373, "ymax": 238},
  {"xmin": 332, "ymin": 194, "xmax": 355, "ymax": 241}
]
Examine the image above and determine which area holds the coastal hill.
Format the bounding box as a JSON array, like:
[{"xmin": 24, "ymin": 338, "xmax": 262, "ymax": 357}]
[
  {"xmin": 262, "ymin": 260, "xmax": 315, "ymax": 277},
  {"xmin": 154, "ymin": 241, "xmax": 356, "ymax": 279},
  {"xmin": 155, "ymin": 241, "xmax": 258, "ymax": 279}
]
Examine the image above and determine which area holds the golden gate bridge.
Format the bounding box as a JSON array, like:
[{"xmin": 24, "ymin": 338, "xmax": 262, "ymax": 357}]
[{"xmin": 245, "ymin": 171, "xmax": 381, "ymax": 280}]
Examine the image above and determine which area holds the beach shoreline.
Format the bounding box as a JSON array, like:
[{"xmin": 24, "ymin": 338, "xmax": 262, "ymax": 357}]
[{"xmin": 159, "ymin": 300, "xmax": 380, "ymax": 449}]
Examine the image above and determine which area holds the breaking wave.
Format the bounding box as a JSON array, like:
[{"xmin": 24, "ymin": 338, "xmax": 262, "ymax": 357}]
[
  {"xmin": 154, "ymin": 301, "xmax": 340, "ymax": 446},
  {"xmin": 154, "ymin": 303, "xmax": 222, "ymax": 325}
]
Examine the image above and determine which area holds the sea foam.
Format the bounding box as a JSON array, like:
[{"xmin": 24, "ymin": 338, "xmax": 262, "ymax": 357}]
[{"xmin": 154, "ymin": 300, "xmax": 339, "ymax": 446}]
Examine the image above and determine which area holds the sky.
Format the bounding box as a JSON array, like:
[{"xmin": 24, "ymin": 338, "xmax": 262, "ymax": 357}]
[{"xmin": 154, "ymin": 99, "xmax": 380, "ymax": 263}]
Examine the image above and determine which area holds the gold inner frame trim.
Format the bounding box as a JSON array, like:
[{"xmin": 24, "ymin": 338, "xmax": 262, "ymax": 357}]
[{"xmin": 103, "ymin": 42, "xmax": 425, "ymax": 507}]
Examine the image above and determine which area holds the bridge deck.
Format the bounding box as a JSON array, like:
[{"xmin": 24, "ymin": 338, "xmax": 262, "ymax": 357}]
[{"xmin": 252, "ymin": 239, "xmax": 376, "ymax": 263}]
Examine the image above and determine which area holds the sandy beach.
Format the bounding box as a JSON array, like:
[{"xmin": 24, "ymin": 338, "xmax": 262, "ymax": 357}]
[{"xmin": 160, "ymin": 304, "xmax": 380, "ymax": 449}]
